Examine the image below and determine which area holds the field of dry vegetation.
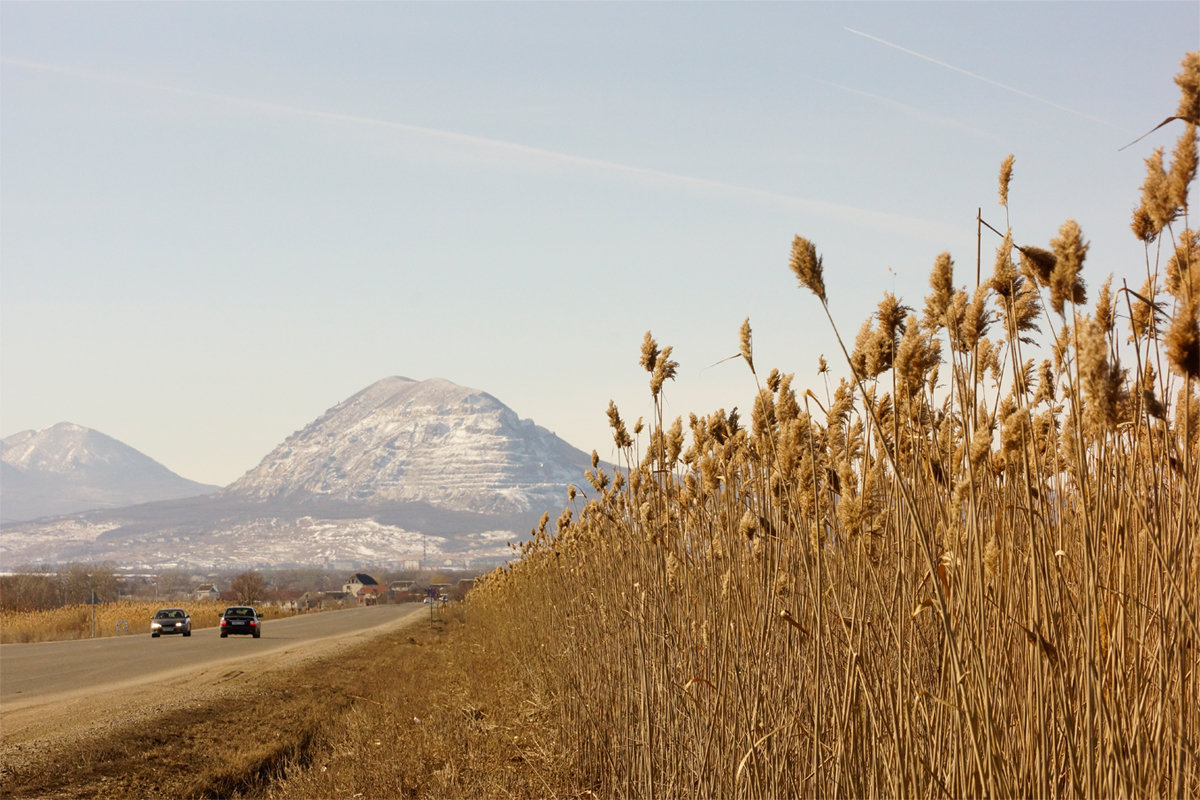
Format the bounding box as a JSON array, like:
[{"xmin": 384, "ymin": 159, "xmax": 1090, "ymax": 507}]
[{"xmin": 459, "ymin": 55, "xmax": 1200, "ymax": 799}]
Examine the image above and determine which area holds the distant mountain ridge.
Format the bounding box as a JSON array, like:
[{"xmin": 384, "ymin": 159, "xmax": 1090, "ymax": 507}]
[
  {"xmin": 1, "ymin": 423, "xmax": 219, "ymax": 523},
  {"xmin": 0, "ymin": 378, "xmax": 597, "ymax": 568}
]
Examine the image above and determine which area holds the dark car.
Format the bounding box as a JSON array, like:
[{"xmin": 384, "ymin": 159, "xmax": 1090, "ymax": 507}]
[
  {"xmin": 151, "ymin": 608, "xmax": 192, "ymax": 637},
  {"xmin": 219, "ymin": 606, "xmax": 262, "ymax": 638}
]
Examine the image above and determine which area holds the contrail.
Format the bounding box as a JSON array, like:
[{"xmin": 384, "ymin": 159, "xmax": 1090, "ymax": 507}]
[
  {"xmin": 810, "ymin": 77, "xmax": 998, "ymax": 141},
  {"xmin": 844, "ymin": 28, "xmax": 1118, "ymax": 129},
  {"xmin": 3, "ymin": 56, "xmax": 966, "ymax": 242}
]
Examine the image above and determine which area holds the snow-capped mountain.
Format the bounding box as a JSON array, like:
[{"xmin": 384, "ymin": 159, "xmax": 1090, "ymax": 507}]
[
  {"xmin": 1, "ymin": 378, "xmax": 599, "ymax": 569},
  {"xmin": 0, "ymin": 423, "xmax": 219, "ymax": 523},
  {"xmin": 225, "ymin": 376, "xmax": 592, "ymax": 514}
]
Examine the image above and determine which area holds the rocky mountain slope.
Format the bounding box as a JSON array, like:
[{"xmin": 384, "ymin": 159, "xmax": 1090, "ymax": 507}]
[
  {"xmin": 0, "ymin": 423, "xmax": 218, "ymax": 523},
  {"xmin": 225, "ymin": 376, "xmax": 590, "ymax": 514}
]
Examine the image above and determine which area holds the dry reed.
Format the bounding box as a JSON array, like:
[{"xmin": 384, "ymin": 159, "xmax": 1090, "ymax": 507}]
[{"xmin": 464, "ymin": 52, "xmax": 1200, "ymax": 799}]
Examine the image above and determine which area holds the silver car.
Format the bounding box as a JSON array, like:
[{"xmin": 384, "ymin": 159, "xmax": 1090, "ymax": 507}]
[{"xmin": 150, "ymin": 608, "xmax": 192, "ymax": 637}]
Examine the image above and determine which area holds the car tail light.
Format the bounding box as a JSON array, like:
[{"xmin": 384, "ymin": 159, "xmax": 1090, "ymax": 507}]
[{"xmin": 249, "ymin": 620, "xmax": 256, "ymax": 626}]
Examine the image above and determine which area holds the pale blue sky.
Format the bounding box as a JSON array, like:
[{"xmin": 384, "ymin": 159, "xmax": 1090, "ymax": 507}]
[{"xmin": 2, "ymin": 2, "xmax": 1197, "ymax": 486}]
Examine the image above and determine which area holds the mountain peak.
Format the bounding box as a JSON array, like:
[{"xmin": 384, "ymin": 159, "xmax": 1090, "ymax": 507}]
[
  {"xmin": 342, "ymin": 376, "xmax": 503, "ymax": 415},
  {"xmin": 225, "ymin": 377, "xmax": 588, "ymax": 514},
  {"xmin": 3, "ymin": 422, "xmax": 155, "ymax": 474},
  {"xmin": 1, "ymin": 423, "xmax": 218, "ymax": 523}
]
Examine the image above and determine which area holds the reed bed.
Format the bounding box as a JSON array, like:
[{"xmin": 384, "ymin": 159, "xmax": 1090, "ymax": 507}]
[
  {"xmin": 0, "ymin": 600, "xmax": 292, "ymax": 643},
  {"xmin": 467, "ymin": 54, "xmax": 1200, "ymax": 799}
]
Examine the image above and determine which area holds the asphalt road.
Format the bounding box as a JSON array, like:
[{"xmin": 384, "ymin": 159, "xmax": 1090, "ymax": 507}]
[{"xmin": 0, "ymin": 603, "xmax": 426, "ymax": 708}]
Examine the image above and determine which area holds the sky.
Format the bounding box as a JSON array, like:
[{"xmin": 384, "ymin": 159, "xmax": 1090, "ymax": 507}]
[{"xmin": 2, "ymin": 2, "xmax": 1197, "ymax": 487}]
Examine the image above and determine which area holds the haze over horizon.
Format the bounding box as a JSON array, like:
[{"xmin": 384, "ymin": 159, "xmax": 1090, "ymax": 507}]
[{"xmin": 3, "ymin": 2, "xmax": 1196, "ymax": 485}]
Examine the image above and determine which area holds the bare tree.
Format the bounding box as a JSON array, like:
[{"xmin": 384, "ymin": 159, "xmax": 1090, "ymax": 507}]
[
  {"xmin": 156, "ymin": 570, "xmax": 192, "ymax": 599},
  {"xmin": 59, "ymin": 563, "xmax": 118, "ymax": 605},
  {"xmin": 0, "ymin": 567, "xmax": 60, "ymax": 611},
  {"xmin": 231, "ymin": 571, "xmax": 267, "ymax": 603}
]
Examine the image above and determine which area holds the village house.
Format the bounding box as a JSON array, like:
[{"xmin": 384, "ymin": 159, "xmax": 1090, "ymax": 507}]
[
  {"xmin": 341, "ymin": 573, "xmax": 390, "ymax": 605},
  {"xmin": 343, "ymin": 572, "xmax": 380, "ymax": 596},
  {"xmin": 194, "ymin": 583, "xmax": 220, "ymax": 603}
]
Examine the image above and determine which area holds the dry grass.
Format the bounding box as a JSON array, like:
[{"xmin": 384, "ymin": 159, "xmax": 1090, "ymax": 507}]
[
  {"xmin": 262, "ymin": 607, "xmax": 574, "ymax": 800},
  {"xmin": 0, "ymin": 600, "xmax": 294, "ymax": 643}
]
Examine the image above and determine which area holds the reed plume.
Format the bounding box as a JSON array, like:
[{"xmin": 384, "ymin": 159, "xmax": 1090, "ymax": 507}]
[
  {"xmin": 998, "ymin": 153, "xmax": 1015, "ymax": 207},
  {"xmin": 789, "ymin": 235, "xmax": 827, "ymax": 303},
  {"xmin": 1048, "ymin": 219, "xmax": 1089, "ymax": 314}
]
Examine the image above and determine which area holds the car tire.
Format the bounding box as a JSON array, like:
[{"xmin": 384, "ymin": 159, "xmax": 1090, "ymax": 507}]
[
  {"xmin": 184, "ymin": 630, "xmax": 191, "ymax": 637},
  {"xmin": 220, "ymin": 632, "xmax": 227, "ymax": 638},
  {"xmin": 152, "ymin": 632, "xmax": 159, "ymax": 638},
  {"xmin": 253, "ymin": 631, "xmax": 261, "ymax": 639}
]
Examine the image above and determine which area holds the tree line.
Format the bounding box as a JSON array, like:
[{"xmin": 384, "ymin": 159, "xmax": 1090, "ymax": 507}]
[{"xmin": 0, "ymin": 563, "xmax": 120, "ymax": 612}]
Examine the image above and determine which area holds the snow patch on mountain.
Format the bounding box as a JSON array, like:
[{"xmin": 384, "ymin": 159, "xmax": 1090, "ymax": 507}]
[
  {"xmin": 0, "ymin": 510, "xmax": 518, "ymax": 571},
  {"xmin": 0, "ymin": 518, "xmax": 123, "ymax": 564}
]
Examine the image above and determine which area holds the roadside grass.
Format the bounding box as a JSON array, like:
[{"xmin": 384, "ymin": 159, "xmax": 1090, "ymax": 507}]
[
  {"xmin": 261, "ymin": 605, "xmax": 576, "ymax": 800},
  {"xmin": 0, "ymin": 600, "xmax": 295, "ymax": 643}
]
